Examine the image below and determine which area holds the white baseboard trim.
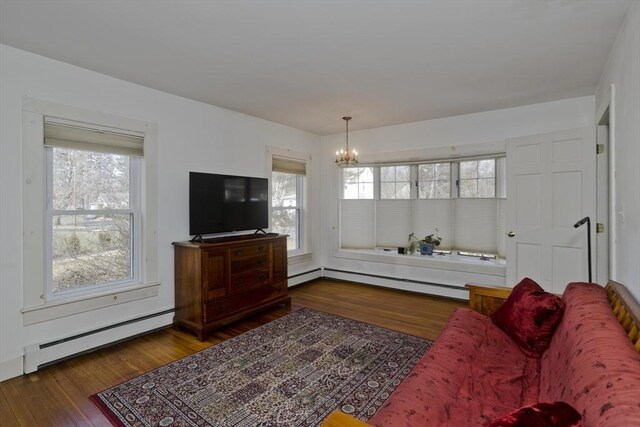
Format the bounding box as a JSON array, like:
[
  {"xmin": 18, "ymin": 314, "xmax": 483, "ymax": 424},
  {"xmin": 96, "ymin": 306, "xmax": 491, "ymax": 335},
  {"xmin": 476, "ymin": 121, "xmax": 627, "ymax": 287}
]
[
  {"xmin": 23, "ymin": 311, "xmax": 174, "ymax": 374},
  {"xmin": 0, "ymin": 355, "xmax": 24, "ymax": 382},
  {"xmin": 322, "ymin": 268, "xmax": 469, "ymax": 300}
]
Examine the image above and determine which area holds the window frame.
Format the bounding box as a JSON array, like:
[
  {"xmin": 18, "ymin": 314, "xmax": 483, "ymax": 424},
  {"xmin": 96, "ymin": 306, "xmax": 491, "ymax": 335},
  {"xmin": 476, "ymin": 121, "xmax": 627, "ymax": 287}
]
[
  {"xmin": 44, "ymin": 147, "xmax": 142, "ymax": 300},
  {"xmin": 21, "ymin": 97, "xmax": 159, "ymax": 325},
  {"xmin": 379, "ymin": 165, "xmax": 413, "ymax": 199},
  {"xmin": 271, "ymin": 171, "xmax": 305, "ymax": 255},
  {"xmin": 457, "ymin": 158, "xmax": 497, "ymax": 199},
  {"xmin": 267, "ymin": 147, "xmax": 311, "ymax": 258},
  {"xmin": 341, "ymin": 166, "xmax": 376, "ymax": 199},
  {"xmin": 417, "ymin": 162, "xmax": 452, "ymax": 199}
]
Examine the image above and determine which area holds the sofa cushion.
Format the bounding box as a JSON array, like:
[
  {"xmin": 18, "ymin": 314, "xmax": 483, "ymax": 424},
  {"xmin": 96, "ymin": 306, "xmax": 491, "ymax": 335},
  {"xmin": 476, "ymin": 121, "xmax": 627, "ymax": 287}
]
[
  {"xmin": 539, "ymin": 282, "xmax": 640, "ymax": 427},
  {"xmin": 491, "ymin": 277, "xmax": 565, "ymax": 358},
  {"xmin": 488, "ymin": 401, "xmax": 581, "ymax": 427},
  {"xmin": 369, "ymin": 308, "xmax": 540, "ymax": 427}
]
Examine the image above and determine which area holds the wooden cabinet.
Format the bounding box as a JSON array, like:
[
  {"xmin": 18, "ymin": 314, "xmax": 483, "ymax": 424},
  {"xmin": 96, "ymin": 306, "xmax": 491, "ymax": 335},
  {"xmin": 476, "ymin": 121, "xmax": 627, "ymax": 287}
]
[{"xmin": 173, "ymin": 234, "xmax": 290, "ymax": 340}]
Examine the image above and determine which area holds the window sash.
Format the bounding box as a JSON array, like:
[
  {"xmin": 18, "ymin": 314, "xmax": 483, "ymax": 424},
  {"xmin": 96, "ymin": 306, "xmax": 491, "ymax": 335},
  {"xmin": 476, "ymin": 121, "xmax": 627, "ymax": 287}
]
[
  {"xmin": 271, "ymin": 170, "xmax": 305, "ymax": 253},
  {"xmin": 44, "ymin": 147, "xmax": 141, "ymax": 300}
]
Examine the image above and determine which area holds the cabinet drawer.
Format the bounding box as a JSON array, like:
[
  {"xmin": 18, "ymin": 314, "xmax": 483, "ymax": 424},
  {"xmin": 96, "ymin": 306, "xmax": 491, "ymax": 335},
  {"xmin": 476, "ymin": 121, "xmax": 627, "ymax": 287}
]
[
  {"xmin": 229, "ymin": 243, "xmax": 268, "ymax": 260},
  {"xmin": 204, "ymin": 285, "xmax": 282, "ymax": 322},
  {"xmin": 230, "ymin": 268, "xmax": 269, "ymax": 293},
  {"xmin": 230, "ymin": 254, "xmax": 268, "ymax": 273}
]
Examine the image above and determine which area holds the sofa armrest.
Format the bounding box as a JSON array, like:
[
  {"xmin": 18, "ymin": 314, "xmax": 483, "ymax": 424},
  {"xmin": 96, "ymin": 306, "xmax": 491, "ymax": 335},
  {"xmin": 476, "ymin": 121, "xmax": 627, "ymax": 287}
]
[
  {"xmin": 321, "ymin": 411, "xmax": 371, "ymax": 427},
  {"xmin": 465, "ymin": 283, "xmax": 512, "ymax": 316}
]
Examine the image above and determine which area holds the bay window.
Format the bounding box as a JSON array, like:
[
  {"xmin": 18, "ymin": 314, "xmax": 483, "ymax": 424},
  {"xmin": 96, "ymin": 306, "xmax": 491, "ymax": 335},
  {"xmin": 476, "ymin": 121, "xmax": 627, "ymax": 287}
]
[{"xmin": 339, "ymin": 156, "xmax": 506, "ymax": 258}]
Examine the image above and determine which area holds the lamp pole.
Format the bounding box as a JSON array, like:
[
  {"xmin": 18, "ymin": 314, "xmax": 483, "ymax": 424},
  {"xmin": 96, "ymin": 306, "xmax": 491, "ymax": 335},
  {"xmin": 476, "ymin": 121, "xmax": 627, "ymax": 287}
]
[{"xmin": 573, "ymin": 216, "xmax": 592, "ymax": 283}]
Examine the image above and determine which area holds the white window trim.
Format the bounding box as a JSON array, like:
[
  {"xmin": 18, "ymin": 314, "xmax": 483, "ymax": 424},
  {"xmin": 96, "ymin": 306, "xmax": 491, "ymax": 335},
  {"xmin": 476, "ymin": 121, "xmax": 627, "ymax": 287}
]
[
  {"xmin": 266, "ymin": 146, "xmax": 311, "ymax": 258},
  {"xmin": 21, "ymin": 96, "xmax": 159, "ymax": 325}
]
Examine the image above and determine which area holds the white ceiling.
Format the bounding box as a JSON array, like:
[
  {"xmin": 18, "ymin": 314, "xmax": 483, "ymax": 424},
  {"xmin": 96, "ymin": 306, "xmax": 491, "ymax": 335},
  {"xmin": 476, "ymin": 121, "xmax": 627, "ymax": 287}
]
[{"xmin": 0, "ymin": 0, "xmax": 632, "ymax": 135}]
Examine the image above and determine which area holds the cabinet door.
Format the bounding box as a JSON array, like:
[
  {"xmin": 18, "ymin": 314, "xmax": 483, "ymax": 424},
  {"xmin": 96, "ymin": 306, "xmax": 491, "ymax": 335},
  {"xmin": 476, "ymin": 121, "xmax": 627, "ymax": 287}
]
[
  {"xmin": 202, "ymin": 249, "xmax": 228, "ymax": 301},
  {"xmin": 272, "ymin": 238, "xmax": 288, "ymax": 283}
]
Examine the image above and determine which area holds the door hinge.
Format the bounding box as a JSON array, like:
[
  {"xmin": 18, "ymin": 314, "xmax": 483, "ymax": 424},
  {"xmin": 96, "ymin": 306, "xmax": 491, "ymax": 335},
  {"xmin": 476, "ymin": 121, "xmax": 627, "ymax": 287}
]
[
  {"xmin": 596, "ymin": 144, "xmax": 605, "ymax": 154},
  {"xmin": 596, "ymin": 223, "xmax": 605, "ymax": 233}
]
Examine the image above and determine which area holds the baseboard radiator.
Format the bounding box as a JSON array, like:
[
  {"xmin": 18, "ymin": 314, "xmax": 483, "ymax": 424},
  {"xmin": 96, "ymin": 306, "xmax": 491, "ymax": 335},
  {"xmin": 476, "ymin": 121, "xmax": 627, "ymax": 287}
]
[
  {"xmin": 322, "ymin": 268, "xmax": 469, "ymax": 300},
  {"xmin": 23, "ymin": 309, "xmax": 174, "ymax": 373}
]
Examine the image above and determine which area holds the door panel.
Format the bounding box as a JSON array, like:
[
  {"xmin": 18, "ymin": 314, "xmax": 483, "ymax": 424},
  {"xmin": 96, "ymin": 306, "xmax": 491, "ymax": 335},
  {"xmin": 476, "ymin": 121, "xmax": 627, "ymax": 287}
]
[{"xmin": 506, "ymin": 127, "xmax": 596, "ymax": 293}]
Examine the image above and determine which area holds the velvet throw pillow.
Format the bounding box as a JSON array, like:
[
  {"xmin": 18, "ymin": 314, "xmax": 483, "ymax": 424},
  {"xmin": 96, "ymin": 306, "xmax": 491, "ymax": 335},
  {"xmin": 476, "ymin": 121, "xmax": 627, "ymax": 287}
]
[
  {"xmin": 488, "ymin": 401, "xmax": 581, "ymax": 427},
  {"xmin": 491, "ymin": 277, "xmax": 565, "ymax": 358}
]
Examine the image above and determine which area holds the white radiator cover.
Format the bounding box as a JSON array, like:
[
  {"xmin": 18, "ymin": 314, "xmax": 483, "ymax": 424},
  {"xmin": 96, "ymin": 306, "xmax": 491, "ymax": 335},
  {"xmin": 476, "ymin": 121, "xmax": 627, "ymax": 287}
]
[{"xmin": 23, "ymin": 312, "xmax": 174, "ymax": 373}]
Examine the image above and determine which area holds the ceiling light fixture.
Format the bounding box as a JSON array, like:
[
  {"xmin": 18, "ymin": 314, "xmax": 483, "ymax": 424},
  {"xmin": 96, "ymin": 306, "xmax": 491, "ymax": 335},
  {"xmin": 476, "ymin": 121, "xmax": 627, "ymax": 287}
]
[{"xmin": 335, "ymin": 116, "xmax": 358, "ymax": 167}]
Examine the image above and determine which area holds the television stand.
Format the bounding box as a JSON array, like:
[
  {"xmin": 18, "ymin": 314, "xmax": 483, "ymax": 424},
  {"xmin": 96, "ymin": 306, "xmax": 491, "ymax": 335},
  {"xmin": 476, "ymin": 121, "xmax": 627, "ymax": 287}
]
[{"xmin": 173, "ymin": 234, "xmax": 290, "ymax": 340}]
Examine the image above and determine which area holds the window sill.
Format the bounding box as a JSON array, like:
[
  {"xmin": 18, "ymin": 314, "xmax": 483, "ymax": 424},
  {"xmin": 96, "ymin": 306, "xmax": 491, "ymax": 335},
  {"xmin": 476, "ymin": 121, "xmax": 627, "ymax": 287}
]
[
  {"xmin": 21, "ymin": 282, "xmax": 160, "ymax": 325},
  {"xmin": 288, "ymin": 252, "xmax": 313, "ymax": 265},
  {"xmin": 334, "ymin": 249, "xmax": 506, "ymax": 276}
]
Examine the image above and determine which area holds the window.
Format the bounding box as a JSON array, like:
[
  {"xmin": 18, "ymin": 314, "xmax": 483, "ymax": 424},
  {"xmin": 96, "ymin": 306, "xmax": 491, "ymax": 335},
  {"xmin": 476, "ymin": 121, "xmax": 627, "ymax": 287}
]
[
  {"xmin": 21, "ymin": 98, "xmax": 158, "ymax": 325},
  {"xmin": 44, "ymin": 122, "xmax": 143, "ymax": 298},
  {"xmin": 418, "ymin": 163, "xmax": 451, "ymax": 199},
  {"xmin": 342, "ymin": 167, "xmax": 374, "ymax": 199},
  {"xmin": 380, "ymin": 165, "xmax": 411, "ymax": 199},
  {"xmin": 271, "ymin": 156, "xmax": 306, "ymax": 253},
  {"xmin": 459, "ymin": 159, "xmax": 495, "ymax": 198},
  {"xmin": 338, "ymin": 155, "xmax": 506, "ymax": 258}
]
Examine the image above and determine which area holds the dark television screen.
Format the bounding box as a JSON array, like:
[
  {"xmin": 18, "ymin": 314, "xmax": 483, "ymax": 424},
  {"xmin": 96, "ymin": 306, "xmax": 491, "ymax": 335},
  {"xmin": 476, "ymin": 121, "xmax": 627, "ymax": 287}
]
[{"xmin": 189, "ymin": 172, "xmax": 269, "ymax": 236}]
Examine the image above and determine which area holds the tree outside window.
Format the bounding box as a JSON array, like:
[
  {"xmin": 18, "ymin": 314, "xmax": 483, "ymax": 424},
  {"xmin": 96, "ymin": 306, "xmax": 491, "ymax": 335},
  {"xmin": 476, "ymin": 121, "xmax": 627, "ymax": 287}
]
[
  {"xmin": 49, "ymin": 147, "xmax": 137, "ymax": 294},
  {"xmin": 342, "ymin": 167, "xmax": 374, "ymax": 199},
  {"xmin": 380, "ymin": 166, "xmax": 411, "ymax": 199},
  {"xmin": 271, "ymin": 171, "xmax": 302, "ymax": 251},
  {"xmin": 418, "ymin": 163, "xmax": 451, "ymax": 199},
  {"xmin": 459, "ymin": 159, "xmax": 495, "ymax": 198}
]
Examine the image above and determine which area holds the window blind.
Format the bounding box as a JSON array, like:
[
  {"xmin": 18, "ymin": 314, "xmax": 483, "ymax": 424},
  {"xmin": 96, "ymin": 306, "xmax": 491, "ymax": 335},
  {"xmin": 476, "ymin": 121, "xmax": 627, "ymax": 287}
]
[
  {"xmin": 412, "ymin": 199, "xmax": 454, "ymax": 250},
  {"xmin": 376, "ymin": 200, "xmax": 412, "ymax": 247},
  {"xmin": 340, "ymin": 198, "xmax": 506, "ymax": 255},
  {"xmin": 44, "ymin": 120, "xmax": 144, "ymax": 157},
  {"xmin": 340, "ymin": 200, "xmax": 375, "ymax": 249},
  {"xmin": 272, "ymin": 156, "xmax": 307, "ymax": 175},
  {"xmin": 453, "ymin": 199, "xmax": 498, "ymax": 253}
]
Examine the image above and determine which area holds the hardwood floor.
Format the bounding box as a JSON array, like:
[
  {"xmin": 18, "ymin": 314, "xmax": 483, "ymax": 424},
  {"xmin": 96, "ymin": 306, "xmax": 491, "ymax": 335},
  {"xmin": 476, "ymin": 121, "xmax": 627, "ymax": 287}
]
[{"xmin": 0, "ymin": 279, "xmax": 465, "ymax": 426}]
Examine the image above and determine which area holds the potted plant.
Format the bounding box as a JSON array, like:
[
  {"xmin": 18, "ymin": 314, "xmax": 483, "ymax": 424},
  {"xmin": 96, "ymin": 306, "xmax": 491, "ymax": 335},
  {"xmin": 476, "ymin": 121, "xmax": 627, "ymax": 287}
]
[{"xmin": 407, "ymin": 231, "xmax": 442, "ymax": 256}]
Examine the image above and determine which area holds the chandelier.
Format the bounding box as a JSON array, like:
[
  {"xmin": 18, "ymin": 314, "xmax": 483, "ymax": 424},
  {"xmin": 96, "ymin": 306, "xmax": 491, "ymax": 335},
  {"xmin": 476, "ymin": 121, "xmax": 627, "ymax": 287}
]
[{"xmin": 334, "ymin": 116, "xmax": 358, "ymax": 167}]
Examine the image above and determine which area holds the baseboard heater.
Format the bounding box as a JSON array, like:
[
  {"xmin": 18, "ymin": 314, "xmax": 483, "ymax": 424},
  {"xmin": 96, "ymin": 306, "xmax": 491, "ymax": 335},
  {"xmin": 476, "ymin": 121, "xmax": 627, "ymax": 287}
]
[
  {"xmin": 23, "ymin": 308, "xmax": 174, "ymax": 373},
  {"xmin": 322, "ymin": 268, "xmax": 468, "ymax": 300},
  {"xmin": 288, "ymin": 268, "xmax": 323, "ymax": 287}
]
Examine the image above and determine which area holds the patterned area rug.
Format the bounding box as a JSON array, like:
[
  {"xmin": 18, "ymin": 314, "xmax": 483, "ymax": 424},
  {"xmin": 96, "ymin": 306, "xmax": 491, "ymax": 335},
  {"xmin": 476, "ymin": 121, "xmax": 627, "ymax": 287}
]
[{"xmin": 91, "ymin": 308, "xmax": 432, "ymax": 426}]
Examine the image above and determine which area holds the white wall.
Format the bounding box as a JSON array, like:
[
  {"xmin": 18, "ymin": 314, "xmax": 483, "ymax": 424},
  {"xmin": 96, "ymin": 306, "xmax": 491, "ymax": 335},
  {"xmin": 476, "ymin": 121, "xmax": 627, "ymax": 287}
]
[
  {"xmin": 595, "ymin": 2, "xmax": 640, "ymax": 302},
  {"xmin": 320, "ymin": 96, "xmax": 595, "ymax": 295},
  {"xmin": 0, "ymin": 45, "xmax": 321, "ymax": 380}
]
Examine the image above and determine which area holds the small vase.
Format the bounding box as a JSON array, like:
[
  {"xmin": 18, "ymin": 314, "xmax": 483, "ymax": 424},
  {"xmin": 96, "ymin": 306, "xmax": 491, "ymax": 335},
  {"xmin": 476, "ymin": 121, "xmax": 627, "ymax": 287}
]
[{"xmin": 420, "ymin": 243, "xmax": 434, "ymax": 256}]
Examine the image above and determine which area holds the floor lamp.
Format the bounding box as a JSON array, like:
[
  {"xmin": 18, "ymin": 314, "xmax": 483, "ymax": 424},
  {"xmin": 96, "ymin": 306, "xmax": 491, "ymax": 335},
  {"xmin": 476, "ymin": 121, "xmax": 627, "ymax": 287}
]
[{"xmin": 573, "ymin": 216, "xmax": 592, "ymax": 283}]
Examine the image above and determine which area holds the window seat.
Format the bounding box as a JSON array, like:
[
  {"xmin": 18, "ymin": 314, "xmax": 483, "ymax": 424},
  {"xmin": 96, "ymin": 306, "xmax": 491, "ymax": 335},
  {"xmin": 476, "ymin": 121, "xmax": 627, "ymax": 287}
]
[{"xmin": 334, "ymin": 248, "xmax": 506, "ymax": 276}]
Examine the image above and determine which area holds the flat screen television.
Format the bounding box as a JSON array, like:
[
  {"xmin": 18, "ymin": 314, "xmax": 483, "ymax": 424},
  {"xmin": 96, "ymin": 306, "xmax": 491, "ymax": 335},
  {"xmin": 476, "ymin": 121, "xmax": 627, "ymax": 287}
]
[{"xmin": 189, "ymin": 172, "xmax": 269, "ymax": 237}]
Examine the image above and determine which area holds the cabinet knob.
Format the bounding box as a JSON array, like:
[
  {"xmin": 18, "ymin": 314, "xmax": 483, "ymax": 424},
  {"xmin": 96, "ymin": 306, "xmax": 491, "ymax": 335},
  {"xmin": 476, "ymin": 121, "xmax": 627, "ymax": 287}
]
[
  {"xmin": 235, "ymin": 281, "xmax": 241, "ymax": 287},
  {"xmin": 235, "ymin": 250, "xmax": 242, "ymax": 255},
  {"xmin": 216, "ymin": 306, "xmax": 224, "ymax": 312},
  {"xmin": 258, "ymin": 246, "xmax": 264, "ymax": 251}
]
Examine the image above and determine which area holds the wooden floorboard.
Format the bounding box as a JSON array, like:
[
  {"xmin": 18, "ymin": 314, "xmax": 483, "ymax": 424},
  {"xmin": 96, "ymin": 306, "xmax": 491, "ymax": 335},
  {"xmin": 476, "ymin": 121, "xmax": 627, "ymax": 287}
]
[{"xmin": 0, "ymin": 279, "xmax": 465, "ymax": 426}]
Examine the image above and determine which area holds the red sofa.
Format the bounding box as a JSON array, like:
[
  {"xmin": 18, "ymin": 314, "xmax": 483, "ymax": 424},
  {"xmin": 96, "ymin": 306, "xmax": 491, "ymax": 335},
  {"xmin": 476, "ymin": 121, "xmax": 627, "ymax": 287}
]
[{"xmin": 367, "ymin": 283, "xmax": 640, "ymax": 426}]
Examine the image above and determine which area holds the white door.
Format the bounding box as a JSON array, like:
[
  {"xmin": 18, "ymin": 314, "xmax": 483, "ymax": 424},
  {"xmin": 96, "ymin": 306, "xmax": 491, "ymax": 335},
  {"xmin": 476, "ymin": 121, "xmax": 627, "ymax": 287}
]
[{"xmin": 506, "ymin": 127, "xmax": 596, "ymax": 293}]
